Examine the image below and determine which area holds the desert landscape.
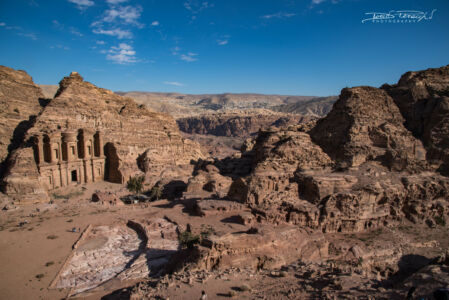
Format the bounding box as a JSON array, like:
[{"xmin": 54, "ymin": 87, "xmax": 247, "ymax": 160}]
[
  {"xmin": 1, "ymin": 1, "xmax": 449, "ymax": 299},
  {"xmin": 1, "ymin": 63, "xmax": 449, "ymax": 299}
]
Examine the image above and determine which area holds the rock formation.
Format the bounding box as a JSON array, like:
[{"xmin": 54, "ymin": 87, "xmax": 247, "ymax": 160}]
[
  {"xmin": 309, "ymin": 86, "xmax": 427, "ymax": 171},
  {"xmin": 183, "ymin": 65, "xmax": 449, "ymax": 234},
  {"xmin": 116, "ymin": 91, "xmax": 319, "ymax": 118},
  {"xmin": 1, "ymin": 70, "xmax": 203, "ymax": 203},
  {"xmin": 383, "ymin": 65, "xmax": 449, "ymax": 175},
  {"xmin": 0, "ymin": 66, "xmax": 44, "ymax": 177},
  {"xmin": 176, "ymin": 110, "xmax": 312, "ymax": 137},
  {"xmin": 272, "ymin": 95, "xmax": 338, "ymax": 117}
]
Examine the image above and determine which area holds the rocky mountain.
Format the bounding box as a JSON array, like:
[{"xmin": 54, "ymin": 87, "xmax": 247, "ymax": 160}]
[
  {"xmin": 176, "ymin": 109, "xmax": 314, "ymax": 137},
  {"xmin": 115, "ymin": 91, "xmax": 318, "ymax": 118},
  {"xmin": 41, "ymin": 85, "xmax": 337, "ymax": 118},
  {"xmin": 0, "ymin": 66, "xmax": 44, "ymax": 177},
  {"xmin": 383, "ymin": 65, "xmax": 449, "ymax": 175},
  {"xmin": 2, "ymin": 70, "xmax": 203, "ymax": 203},
  {"xmin": 39, "ymin": 84, "xmax": 59, "ymax": 99},
  {"xmin": 272, "ymin": 95, "xmax": 338, "ymax": 117},
  {"xmin": 186, "ymin": 64, "xmax": 449, "ymax": 233}
]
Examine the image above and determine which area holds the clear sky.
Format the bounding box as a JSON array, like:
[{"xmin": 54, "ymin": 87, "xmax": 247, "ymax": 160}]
[{"xmin": 0, "ymin": 0, "xmax": 448, "ymax": 96}]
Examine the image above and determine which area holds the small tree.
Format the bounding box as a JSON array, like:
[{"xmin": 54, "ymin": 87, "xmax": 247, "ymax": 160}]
[
  {"xmin": 178, "ymin": 230, "xmax": 200, "ymax": 249},
  {"xmin": 150, "ymin": 186, "xmax": 163, "ymax": 201},
  {"xmin": 126, "ymin": 175, "xmax": 144, "ymax": 195}
]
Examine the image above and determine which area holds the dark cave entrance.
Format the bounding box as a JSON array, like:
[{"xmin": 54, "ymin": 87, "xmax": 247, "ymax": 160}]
[
  {"xmin": 104, "ymin": 142, "xmax": 122, "ymax": 183},
  {"xmin": 71, "ymin": 170, "xmax": 77, "ymax": 182}
]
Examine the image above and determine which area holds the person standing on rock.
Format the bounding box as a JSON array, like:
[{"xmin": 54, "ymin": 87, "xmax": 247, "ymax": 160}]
[{"xmin": 200, "ymin": 290, "xmax": 207, "ymax": 300}]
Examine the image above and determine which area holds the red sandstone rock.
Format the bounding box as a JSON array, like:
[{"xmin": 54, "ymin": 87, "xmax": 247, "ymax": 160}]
[{"xmin": 2, "ymin": 71, "xmax": 204, "ymax": 203}]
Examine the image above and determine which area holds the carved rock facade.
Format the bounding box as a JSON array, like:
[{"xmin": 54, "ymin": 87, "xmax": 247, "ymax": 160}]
[{"xmin": 1, "ymin": 71, "xmax": 204, "ymax": 202}]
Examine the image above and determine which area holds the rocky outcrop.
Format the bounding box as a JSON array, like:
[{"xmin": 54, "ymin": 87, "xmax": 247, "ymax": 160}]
[
  {"xmin": 52, "ymin": 219, "xmax": 179, "ymax": 296},
  {"xmin": 224, "ymin": 65, "xmax": 449, "ymax": 233},
  {"xmin": 0, "ymin": 66, "xmax": 44, "ymax": 177},
  {"xmin": 2, "ymin": 71, "xmax": 203, "ymax": 202},
  {"xmin": 383, "ymin": 65, "xmax": 449, "ymax": 174},
  {"xmin": 194, "ymin": 224, "xmax": 328, "ymax": 271},
  {"xmin": 272, "ymin": 96, "xmax": 337, "ymax": 117},
  {"xmin": 176, "ymin": 110, "xmax": 312, "ymax": 137},
  {"xmin": 310, "ymin": 86, "xmax": 427, "ymax": 171}
]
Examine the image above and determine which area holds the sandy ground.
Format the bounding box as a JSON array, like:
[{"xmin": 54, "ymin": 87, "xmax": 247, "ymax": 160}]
[
  {"xmin": 0, "ymin": 182, "xmax": 250, "ymax": 300},
  {"xmin": 1, "ymin": 181, "xmax": 448, "ymax": 300}
]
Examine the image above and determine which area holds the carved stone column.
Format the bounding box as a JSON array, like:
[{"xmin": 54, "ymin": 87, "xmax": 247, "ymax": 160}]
[
  {"xmin": 49, "ymin": 132, "xmax": 62, "ymax": 163},
  {"xmin": 62, "ymin": 131, "xmax": 78, "ymax": 161},
  {"xmin": 34, "ymin": 135, "xmax": 44, "ymax": 165},
  {"xmin": 95, "ymin": 131, "xmax": 104, "ymax": 157}
]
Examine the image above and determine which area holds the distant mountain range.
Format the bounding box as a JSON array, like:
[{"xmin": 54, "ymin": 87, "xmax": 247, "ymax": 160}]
[{"xmin": 39, "ymin": 85, "xmax": 336, "ymax": 118}]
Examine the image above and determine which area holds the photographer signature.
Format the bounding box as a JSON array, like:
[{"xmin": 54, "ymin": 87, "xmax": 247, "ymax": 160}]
[{"xmin": 362, "ymin": 9, "xmax": 436, "ymax": 23}]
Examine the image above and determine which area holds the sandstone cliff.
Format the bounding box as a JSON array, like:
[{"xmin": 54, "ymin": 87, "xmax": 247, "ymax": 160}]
[
  {"xmin": 2, "ymin": 71, "xmax": 203, "ymax": 203},
  {"xmin": 309, "ymin": 86, "xmax": 427, "ymax": 171},
  {"xmin": 186, "ymin": 64, "xmax": 449, "ymax": 234},
  {"xmin": 0, "ymin": 66, "xmax": 44, "ymax": 178},
  {"xmin": 383, "ymin": 65, "xmax": 449, "ymax": 175}
]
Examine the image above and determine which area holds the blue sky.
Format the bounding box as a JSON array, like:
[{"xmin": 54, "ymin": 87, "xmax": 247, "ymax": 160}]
[{"xmin": 0, "ymin": 0, "xmax": 448, "ymax": 96}]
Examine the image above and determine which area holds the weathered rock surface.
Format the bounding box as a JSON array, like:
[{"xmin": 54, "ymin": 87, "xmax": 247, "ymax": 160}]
[
  {"xmin": 52, "ymin": 218, "xmax": 178, "ymax": 296},
  {"xmin": 383, "ymin": 65, "xmax": 449, "ymax": 174},
  {"xmin": 0, "ymin": 66, "xmax": 44, "ymax": 177},
  {"xmin": 272, "ymin": 95, "xmax": 338, "ymax": 117},
  {"xmin": 91, "ymin": 191, "xmax": 124, "ymax": 206},
  {"xmin": 195, "ymin": 224, "xmax": 328, "ymax": 271},
  {"xmin": 310, "ymin": 86, "xmax": 427, "ymax": 171},
  {"xmin": 2, "ymin": 71, "xmax": 203, "ymax": 202},
  {"xmin": 176, "ymin": 110, "xmax": 312, "ymax": 137},
  {"xmin": 224, "ymin": 65, "xmax": 449, "ymax": 233},
  {"xmin": 185, "ymin": 163, "xmax": 233, "ymax": 199}
]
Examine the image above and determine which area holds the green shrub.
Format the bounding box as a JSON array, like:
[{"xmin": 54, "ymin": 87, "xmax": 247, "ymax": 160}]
[
  {"xmin": 228, "ymin": 290, "xmax": 236, "ymax": 297},
  {"xmin": 200, "ymin": 225, "xmax": 216, "ymax": 239},
  {"xmin": 434, "ymin": 215, "xmax": 446, "ymax": 226},
  {"xmin": 127, "ymin": 175, "xmax": 145, "ymax": 195},
  {"xmin": 150, "ymin": 186, "xmax": 162, "ymax": 201},
  {"xmin": 239, "ymin": 284, "xmax": 251, "ymax": 292},
  {"xmin": 279, "ymin": 271, "xmax": 288, "ymax": 277},
  {"xmin": 178, "ymin": 230, "xmax": 200, "ymax": 249}
]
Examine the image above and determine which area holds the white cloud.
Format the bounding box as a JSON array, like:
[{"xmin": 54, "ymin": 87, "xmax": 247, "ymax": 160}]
[
  {"xmin": 184, "ymin": 0, "xmax": 213, "ymax": 14},
  {"xmin": 69, "ymin": 26, "xmax": 83, "ymax": 36},
  {"xmin": 106, "ymin": 43, "xmax": 137, "ymax": 64},
  {"xmin": 180, "ymin": 53, "xmax": 198, "ymax": 62},
  {"xmin": 151, "ymin": 21, "xmax": 159, "ymax": 26},
  {"xmin": 52, "ymin": 20, "xmax": 83, "ymax": 36},
  {"xmin": 51, "ymin": 44, "xmax": 70, "ymax": 50},
  {"xmin": 102, "ymin": 5, "xmax": 143, "ymax": 26},
  {"xmin": 0, "ymin": 22, "xmax": 5, "ymax": 27},
  {"xmin": 68, "ymin": 0, "xmax": 94, "ymax": 9},
  {"xmin": 163, "ymin": 81, "xmax": 185, "ymax": 87},
  {"xmin": 96, "ymin": 40, "xmax": 105, "ymax": 44},
  {"xmin": 106, "ymin": 0, "xmax": 128, "ymax": 4},
  {"xmin": 52, "ymin": 20, "xmax": 64, "ymax": 29},
  {"xmin": 93, "ymin": 27, "xmax": 132, "ymax": 39},
  {"xmin": 217, "ymin": 39, "xmax": 228, "ymax": 45},
  {"xmin": 18, "ymin": 32, "xmax": 37, "ymax": 40},
  {"xmin": 311, "ymin": 0, "xmax": 325, "ymax": 4},
  {"xmin": 171, "ymin": 47, "xmax": 198, "ymax": 62},
  {"xmin": 261, "ymin": 12, "xmax": 296, "ymax": 19}
]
